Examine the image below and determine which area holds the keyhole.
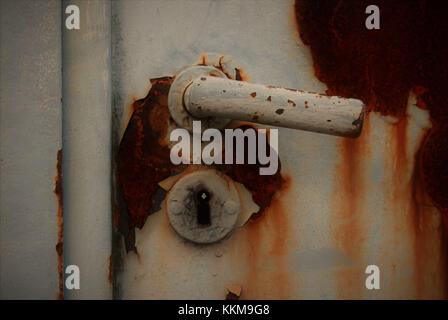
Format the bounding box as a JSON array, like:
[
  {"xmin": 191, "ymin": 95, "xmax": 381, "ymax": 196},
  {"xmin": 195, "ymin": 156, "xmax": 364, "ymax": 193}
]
[{"xmin": 196, "ymin": 189, "xmax": 211, "ymax": 226}]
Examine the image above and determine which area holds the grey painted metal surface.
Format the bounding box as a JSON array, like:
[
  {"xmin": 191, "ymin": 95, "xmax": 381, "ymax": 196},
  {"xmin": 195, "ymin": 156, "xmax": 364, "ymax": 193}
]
[
  {"xmin": 62, "ymin": 0, "xmax": 112, "ymax": 299},
  {"xmin": 0, "ymin": 0, "xmax": 61, "ymax": 299}
]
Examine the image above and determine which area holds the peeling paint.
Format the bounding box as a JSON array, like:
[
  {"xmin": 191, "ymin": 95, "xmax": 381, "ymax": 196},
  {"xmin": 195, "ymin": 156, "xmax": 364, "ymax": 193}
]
[
  {"xmin": 117, "ymin": 77, "xmax": 183, "ymax": 252},
  {"xmin": 225, "ymin": 284, "xmax": 242, "ymax": 300}
]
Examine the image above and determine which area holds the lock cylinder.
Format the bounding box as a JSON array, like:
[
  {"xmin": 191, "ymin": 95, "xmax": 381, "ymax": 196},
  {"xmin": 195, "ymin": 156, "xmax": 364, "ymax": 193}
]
[{"xmin": 166, "ymin": 170, "xmax": 241, "ymax": 244}]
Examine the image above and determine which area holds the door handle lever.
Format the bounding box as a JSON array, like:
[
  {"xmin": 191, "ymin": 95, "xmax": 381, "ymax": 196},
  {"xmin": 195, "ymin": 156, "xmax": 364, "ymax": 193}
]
[{"xmin": 169, "ymin": 66, "xmax": 365, "ymax": 138}]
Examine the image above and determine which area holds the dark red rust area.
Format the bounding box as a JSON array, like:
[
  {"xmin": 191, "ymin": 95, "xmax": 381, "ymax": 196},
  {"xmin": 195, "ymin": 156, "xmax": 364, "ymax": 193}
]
[
  {"xmin": 221, "ymin": 125, "xmax": 284, "ymax": 216},
  {"xmin": 54, "ymin": 149, "xmax": 63, "ymax": 300},
  {"xmin": 295, "ymin": 0, "xmax": 448, "ymax": 214},
  {"xmin": 117, "ymin": 77, "xmax": 183, "ymax": 250}
]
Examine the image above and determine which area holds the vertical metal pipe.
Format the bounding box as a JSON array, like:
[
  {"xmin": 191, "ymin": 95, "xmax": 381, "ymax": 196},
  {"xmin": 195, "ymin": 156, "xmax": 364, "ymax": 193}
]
[{"xmin": 62, "ymin": 0, "xmax": 112, "ymax": 299}]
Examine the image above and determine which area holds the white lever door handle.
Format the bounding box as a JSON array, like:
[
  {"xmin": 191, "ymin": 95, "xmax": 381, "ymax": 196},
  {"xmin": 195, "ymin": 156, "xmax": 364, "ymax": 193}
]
[{"xmin": 169, "ymin": 66, "xmax": 365, "ymax": 138}]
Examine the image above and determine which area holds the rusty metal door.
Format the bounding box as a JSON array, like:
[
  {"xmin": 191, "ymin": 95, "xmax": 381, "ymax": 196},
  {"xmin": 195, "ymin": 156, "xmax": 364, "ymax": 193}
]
[
  {"xmin": 2, "ymin": 0, "xmax": 446, "ymax": 300},
  {"xmin": 112, "ymin": 0, "xmax": 447, "ymax": 299}
]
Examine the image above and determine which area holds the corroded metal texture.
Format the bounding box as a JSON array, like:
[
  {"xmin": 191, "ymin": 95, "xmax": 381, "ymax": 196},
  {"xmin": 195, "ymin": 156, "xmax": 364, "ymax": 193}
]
[
  {"xmin": 114, "ymin": 0, "xmax": 447, "ymax": 299},
  {"xmin": 117, "ymin": 77, "xmax": 182, "ymax": 252},
  {"xmin": 295, "ymin": 0, "xmax": 448, "ymax": 216},
  {"xmin": 295, "ymin": 0, "xmax": 448, "ymax": 298}
]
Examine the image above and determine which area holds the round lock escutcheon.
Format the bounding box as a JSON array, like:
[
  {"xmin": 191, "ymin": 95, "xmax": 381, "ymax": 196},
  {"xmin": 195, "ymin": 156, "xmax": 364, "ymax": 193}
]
[{"xmin": 166, "ymin": 170, "xmax": 241, "ymax": 244}]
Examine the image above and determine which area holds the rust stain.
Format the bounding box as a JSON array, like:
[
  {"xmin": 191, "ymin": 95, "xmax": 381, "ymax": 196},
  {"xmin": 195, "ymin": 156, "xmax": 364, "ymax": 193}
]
[
  {"xmin": 244, "ymin": 175, "xmax": 291, "ymax": 299},
  {"xmin": 296, "ymin": 0, "xmax": 448, "ymax": 297},
  {"xmin": 411, "ymin": 150, "xmax": 429, "ymax": 298},
  {"xmin": 250, "ymin": 92, "xmax": 257, "ymax": 98},
  {"xmin": 54, "ymin": 149, "xmax": 63, "ymax": 300},
  {"xmin": 225, "ymin": 284, "xmax": 242, "ymax": 300},
  {"xmin": 410, "ymin": 146, "xmax": 448, "ymax": 299},
  {"xmin": 235, "ymin": 68, "xmax": 250, "ymax": 82},
  {"xmin": 221, "ymin": 124, "xmax": 284, "ymax": 217},
  {"xmin": 287, "ymin": 99, "xmax": 296, "ymax": 107},
  {"xmin": 196, "ymin": 53, "xmax": 208, "ymax": 66},
  {"xmin": 225, "ymin": 292, "xmax": 240, "ymax": 300},
  {"xmin": 270, "ymin": 176, "xmax": 291, "ymax": 257},
  {"xmin": 331, "ymin": 134, "xmax": 367, "ymax": 299},
  {"xmin": 108, "ymin": 255, "xmax": 112, "ymax": 284},
  {"xmin": 117, "ymin": 77, "xmax": 185, "ymax": 252}
]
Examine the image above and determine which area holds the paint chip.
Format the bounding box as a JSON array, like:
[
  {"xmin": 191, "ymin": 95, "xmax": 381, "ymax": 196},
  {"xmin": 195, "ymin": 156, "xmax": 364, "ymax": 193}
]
[{"xmin": 226, "ymin": 284, "xmax": 242, "ymax": 300}]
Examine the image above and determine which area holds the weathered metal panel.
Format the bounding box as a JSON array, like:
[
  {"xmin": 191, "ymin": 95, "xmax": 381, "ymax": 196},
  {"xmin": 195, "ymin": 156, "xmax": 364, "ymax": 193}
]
[
  {"xmin": 0, "ymin": 0, "xmax": 62, "ymax": 299},
  {"xmin": 114, "ymin": 0, "xmax": 446, "ymax": 299}
]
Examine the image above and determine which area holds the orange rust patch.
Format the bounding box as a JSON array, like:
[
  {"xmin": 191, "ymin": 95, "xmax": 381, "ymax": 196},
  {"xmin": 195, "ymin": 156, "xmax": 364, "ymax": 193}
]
[
  {"xmin": 244, "ymin": 175, "xmax": 291, "ymax": 299},
  {"xmin": 234, "ymin": 68, "xmax": 249, "ymax": 82},
  {"xmin": 270, "ymin": 176, "xmax": 291, "ymax": 257},
  {"xmin": 330, "ymin": 132, "xmax": 367, "ymax": 299},
  {"xmin": 54, "ymin": 149, "xmax": 63, "ymax": 300},
  {"xmin": 250, "ymin": 92, "xmax": 257, "ymax": 98},
  {"xmin": 196, "ymin": 53, "xmax": 208, "ymax": 66}
]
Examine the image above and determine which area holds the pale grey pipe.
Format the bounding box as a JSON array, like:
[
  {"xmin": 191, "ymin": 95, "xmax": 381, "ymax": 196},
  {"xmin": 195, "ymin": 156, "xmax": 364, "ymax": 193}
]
[
  {"xmin": 184, "ymin": 76, "xmax": 365, "ymax": 138},
  {"xmin": 62, "ymin": 0, "xmax": 112, "ymax": 299}
]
